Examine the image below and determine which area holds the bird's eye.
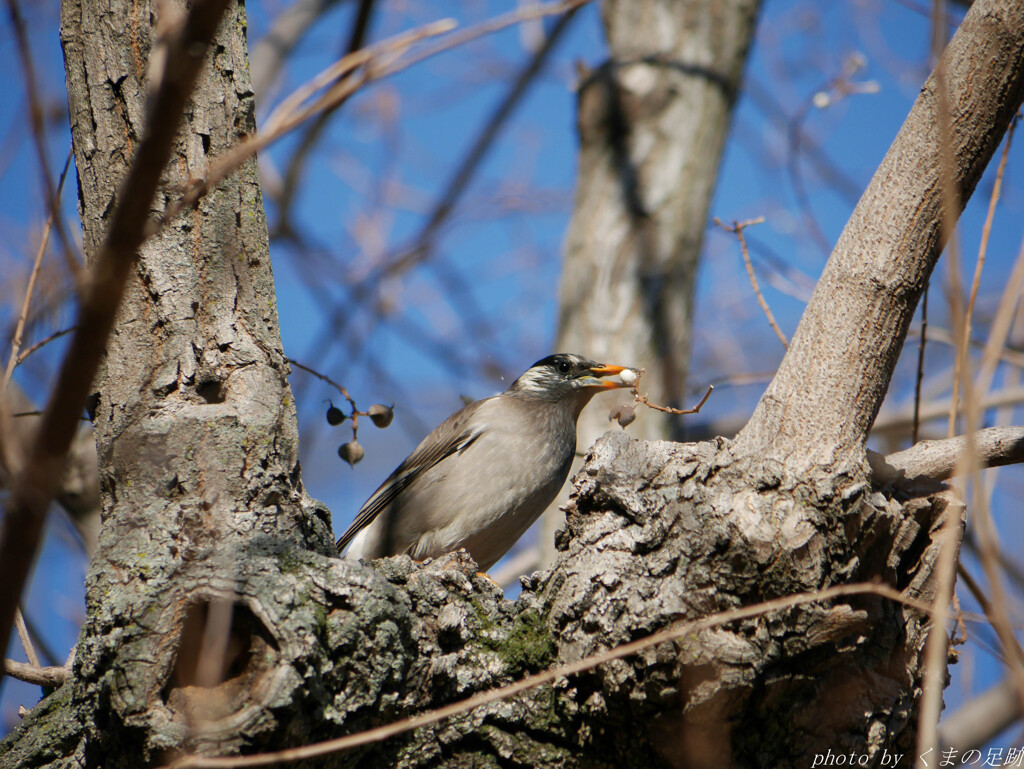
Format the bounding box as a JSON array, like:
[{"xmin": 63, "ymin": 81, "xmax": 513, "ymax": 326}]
[{"xmin": 556, "ymin": 360, "xmax": 571, "ymax": 375}]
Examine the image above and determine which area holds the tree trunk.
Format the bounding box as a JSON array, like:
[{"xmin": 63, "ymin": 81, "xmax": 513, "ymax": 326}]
[
  {"xmin": 557, "ymin": 0, "xmax": 760, "ymax": 435},
  {"xmin": 2, "ymin": 0, "xmax": 1023, "ymax": 767},
  {"xmin": 541, "ymin": 0, "xmax": 762, "ymax": 568},
  {"xmin": 4, "ymin": 0, "xmax": 332, "ymax": 763}
]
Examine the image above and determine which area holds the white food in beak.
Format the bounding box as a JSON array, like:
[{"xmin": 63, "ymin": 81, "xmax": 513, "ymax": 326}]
[{"xmin": 618, "ymin": 369, "xmax": 638, "ymax": 386}]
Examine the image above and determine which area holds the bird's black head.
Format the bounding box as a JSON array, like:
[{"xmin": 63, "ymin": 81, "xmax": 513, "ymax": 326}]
[{"xmin": 508, "ymin": 353, "xmax": 632, "ymax": 402}]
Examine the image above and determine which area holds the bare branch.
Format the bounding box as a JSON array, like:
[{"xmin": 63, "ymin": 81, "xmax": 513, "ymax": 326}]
[
  {"xmin": 162, "ymin": 0, "xmax": 592, "ymax": 239},
  {"xmin": 959, "ymin": 118, "xmax": 1016, "ymax": 397},
  {"xmin": 351, "ymin": 6, "xmax": 581, "ymax": 286},
  {"xmin": 1, "ymin": 149, "xmax": 72, "ymax": 390},
  {"xmin": 635, "ymin": 384, "xmax": 714, "ymax": 416},
  {"xmin": 975, "ymin": 233, "xmax": 1024, "ymax": 399},
  {"xmin": 714, "ymin": 216, "xmax": 787, "ymax": 348},
  {"xmin": 14, "ymin": 326, "xmax": 76, "ymax": 367},
  {"xmin": 870, "ymin": 426, "xmax": 1024, "ymax": 483},
  {"xmin": 277, "ymin": 4, "xmax": 583, "ymax": 375},
  {"xmin": 5, "ymin": 0, "xmax": 82, "ymax": 278},
  {"xmin": 2, "ymin": 658, "xmax": 70, "ymax": 687}
]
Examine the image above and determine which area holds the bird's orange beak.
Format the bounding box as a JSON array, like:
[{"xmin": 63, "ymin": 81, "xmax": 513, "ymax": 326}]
[{"xmin": 587, "ymin": 364, "xmax": 638, "ymax": 388}]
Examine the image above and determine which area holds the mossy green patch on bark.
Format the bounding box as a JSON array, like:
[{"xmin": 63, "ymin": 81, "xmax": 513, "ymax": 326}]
[{"xmin": 488, "ymin": 610, "xmax": 557, "ymax": 676}]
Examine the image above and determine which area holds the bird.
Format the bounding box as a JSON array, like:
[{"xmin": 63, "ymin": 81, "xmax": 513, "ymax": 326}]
[{"xmin": 336, "ymin": 353, "xmax": 636, "ymax": 571}]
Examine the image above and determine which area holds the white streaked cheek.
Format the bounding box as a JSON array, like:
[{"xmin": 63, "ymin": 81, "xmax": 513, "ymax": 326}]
[{"xmin": 519, "ymin": 372, "xmax": 550, "ymax": 392}]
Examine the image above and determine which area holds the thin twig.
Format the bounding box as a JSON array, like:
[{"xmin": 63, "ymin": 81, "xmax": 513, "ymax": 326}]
[
  {"xmin": 286, "ymin": 357, "xmax": 364, "ymax": 440},
  {"xmin": 16, "ymin": 608, "xmax": 59, "ymax": 667},
  {"xmin": 358, "ymin": 6, "xmax": 582, "ymax": 285},
  {"xmin": 874, "ymin": 385, "xmax": 1024, "ymax": 435},
  {"xmin": 915, "ymin": 496, "xmax": 963, "ymax": 767},
  {"xmin": 364, "ymin": 4, "xmax": 583, "ymax": 362},
  {"xmin": 963, "ymin": 527, "xmax": 1024, "ymax": 609},
  {"xmin": 159, "ymin": 20, "xmax": 457, "ymax": 235},
  {"xmin": 635, "ymin": 384, "xmax": 714, "ymax": 416},
  {"xmin": 285, "ymin": 357, "xmax": 354, "ymax": 405},
  {"xmin": 272, "ymin": 0, "xmax": 376, "ymax": 232},
  {"xmin": 296, "ymin": 5, "xmax": 585, "ymax": 396},
  {"xmin": 786, "ymin": 55, "xmax": 878, "ymax": 257},
  {"xmin": 15, "ymin": 327, "xmax": 77, "ymax": 366},
  {"xmin": 5, "ymin": 0, "xmax": 82, "ymax": 279},
  {"xmin": 251, "ymin": 0, "xmax": 347, "ymax": 104},
  {"xmin": 914, "ymin": 284, "xmax": 929, "ymax": 445},
  {"xmin": 2, "ymin": 150, "xmax": 73, "ymax": 391},
  {"xmin": 977, "ymin": 304, "xmax": 1024, "ymax": 527},
  {"xmin": 956, "ymin": 562, "xmax": 1024, "ymax": 669},
  {"xmin": 13, "ymin": 607, "xmax": 39, "ymax": 668},
  {"xmin": 714, "ymin": 217, "xmax": 788, "ymax": 348},
  {"xmin": 165, "ymin": 581, "xmax": 930, "ymax": 769},
  {"xmin": 975, "ymin": 234, "xmax": 1024, "ymax": 399},
  {"xmin": 0, "ymin": 149, "xmax": 72, "ymax": 483},
  {"xmin": 950, "ymin": 119, "xmax": 1017, "ymax": 438},
  {"xmin": 965, "ymin": 117, "xmax": 1016, "ymax": 355},
  {"xmin": 919, "ymin": 9, "xmax": 963, "ymax": 761},
  {"xmin": 745, "ymin": 78, "xmax": 861, "ymax": 203},
  {"xmin": 959, "ymin": 367, "xmax": 1024, "ymax": 726},
  {"xmin": 938, "ymin": 677, "xmax": 1022, "ymax": 755},
  {"xmin": 910, "ymin": 324, "xmax": 1024, "ymax": 372},
  {"xmin": 934, "ymin": 31, "xmax": 1024, "ymax": 734}
]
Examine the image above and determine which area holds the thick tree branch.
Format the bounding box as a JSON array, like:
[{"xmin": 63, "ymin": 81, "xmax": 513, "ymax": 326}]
[
  {"xmin": 0, "ymin": 0, "xmax": 231, "ymax": 686},
  {"xmin": 164, "ymin": 581, "xmax": 927, "ymax": 769},
  {"xmin": 870, "ymin": 426, "xmax": 1024, "ymax": 483},
  {"xmin": 734, "ymin": 0, "xmax": 1024, "ymax": 474}
]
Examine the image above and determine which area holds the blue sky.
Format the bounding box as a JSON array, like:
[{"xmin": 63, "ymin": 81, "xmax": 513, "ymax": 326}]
[{"xmin": 3, "ymin": 0, "xmax": 1024, "ymax": 747}]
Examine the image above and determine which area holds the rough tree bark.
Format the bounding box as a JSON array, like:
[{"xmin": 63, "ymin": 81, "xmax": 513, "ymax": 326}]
[
  {"xmin": 2, "ymin": 0, "xmax": 1023, "ymax": 768},
  {"xmin": 541, "ymin": 0, "xmax": 762, "ymax": 567},
  {"xmin": 557, "ymin": 0, "xmax": 761, "ymax": 434},
  {"xmin": 3, "ymin": 0, "xmax": 335, "ymax": 763}
]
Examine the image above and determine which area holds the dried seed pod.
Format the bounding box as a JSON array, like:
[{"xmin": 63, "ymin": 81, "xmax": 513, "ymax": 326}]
[
  {"xmin": 326, "ymin": 403, "xmax": 346, "ymax": 426},
  {"xmin": 368, "ymin": 403, "xmax": 394, "ymax": 428},
  {"xmin": 338, "ymin": 441, "xmax": 364, "ymax": 466}
]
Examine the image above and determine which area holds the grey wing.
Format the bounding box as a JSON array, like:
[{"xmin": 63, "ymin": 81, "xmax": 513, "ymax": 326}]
[{"xmin": 335, "ymin": 398, "xmax": 487, "ymax": 551}]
